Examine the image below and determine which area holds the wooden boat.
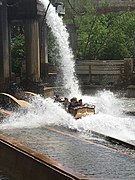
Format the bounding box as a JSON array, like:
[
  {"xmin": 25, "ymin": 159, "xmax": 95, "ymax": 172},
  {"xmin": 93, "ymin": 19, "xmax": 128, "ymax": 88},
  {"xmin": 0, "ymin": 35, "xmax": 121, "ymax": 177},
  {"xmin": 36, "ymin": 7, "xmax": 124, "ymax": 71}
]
[
  {"xmin": 54, "ymin": 95, "xmax": 96, "ymax": 119},
  {"xmin": 70, "ymin": 105, "xmax": 95, "ymax": 119},
  {"xmin": 0, "ymin": 93, "xmax": 32, "ymax": 116}
]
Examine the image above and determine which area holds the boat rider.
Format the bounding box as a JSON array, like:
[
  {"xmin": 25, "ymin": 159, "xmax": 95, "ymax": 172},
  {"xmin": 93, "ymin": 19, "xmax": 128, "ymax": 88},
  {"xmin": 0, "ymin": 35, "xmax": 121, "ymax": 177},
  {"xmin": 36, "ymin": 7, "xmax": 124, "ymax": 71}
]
[
  {"xmin": 63, "ymin": 97, "xmax": 69, "ymax": 112},
  {"xmin": 78, "ymin": 99, "xmax": 83, "ymax": 106},
  {"xmin": 68, "ymin": 97, "xmax": 78, "ymax": 113},
  {"xmin": 54, "ymin": 95, "xmax": 61, "ymax": 102}
]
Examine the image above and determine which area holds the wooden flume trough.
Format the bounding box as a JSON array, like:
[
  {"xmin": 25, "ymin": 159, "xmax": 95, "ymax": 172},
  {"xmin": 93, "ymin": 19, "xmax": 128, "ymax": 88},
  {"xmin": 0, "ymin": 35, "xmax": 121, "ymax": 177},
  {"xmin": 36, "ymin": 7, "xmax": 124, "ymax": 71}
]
[
  {"xmin": 0, "ymin": 134, "xmax": 87, "ymax": 180},
  {"xmin": 0, "ymin": 91, "xmax": 135, "ymax": 179}
]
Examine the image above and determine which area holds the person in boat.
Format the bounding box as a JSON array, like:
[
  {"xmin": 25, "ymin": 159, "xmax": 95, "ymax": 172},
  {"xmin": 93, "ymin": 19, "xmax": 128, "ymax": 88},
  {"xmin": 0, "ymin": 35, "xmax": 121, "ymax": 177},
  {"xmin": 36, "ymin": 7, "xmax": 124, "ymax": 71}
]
[
  {"xmin": 54, "ymin": 95, "xmax": 61, "ymax": 102},
  {"xmin": 78, "ymin": 99, "xmax": 83, "ymax": 106},
  {"xmin": 63, "ymin": 97, "xmax": 69, "ymax": 112},
  {"xmin": 68, "ymin": 97, "xmax": 78, "ymax": 114}
]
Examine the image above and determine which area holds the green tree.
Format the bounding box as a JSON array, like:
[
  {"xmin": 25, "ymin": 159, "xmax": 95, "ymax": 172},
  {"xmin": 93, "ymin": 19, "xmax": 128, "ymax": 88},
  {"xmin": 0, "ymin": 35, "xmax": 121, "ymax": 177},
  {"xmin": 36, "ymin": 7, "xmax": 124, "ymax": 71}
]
[
  {"xmin": 11, "ymin": 26, "xmax": 25, "ymax": 75},
  {"xmin": 64, "ymin": 0, "xmax": 135, "ymax": 60}
]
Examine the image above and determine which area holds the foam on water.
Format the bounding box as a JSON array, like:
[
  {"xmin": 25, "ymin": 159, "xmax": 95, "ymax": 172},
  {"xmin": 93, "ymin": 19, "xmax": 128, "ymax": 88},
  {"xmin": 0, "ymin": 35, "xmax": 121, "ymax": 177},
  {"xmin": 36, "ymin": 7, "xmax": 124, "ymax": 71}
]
[
  {"xmin": 0, "ymin": 91, "xmax": 135, "ymax": 142},
  {"xmin": 0, "ymin": 95, "xmax": 76, "ymax": 130}
]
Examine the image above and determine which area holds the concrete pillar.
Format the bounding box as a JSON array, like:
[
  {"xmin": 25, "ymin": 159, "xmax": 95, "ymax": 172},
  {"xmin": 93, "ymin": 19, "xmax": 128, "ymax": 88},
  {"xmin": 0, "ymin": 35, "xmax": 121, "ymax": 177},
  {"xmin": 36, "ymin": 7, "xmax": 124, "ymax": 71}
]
[
  {"xmin": 0, "ymin": 0, "xmax": 10, "ymax": 80},
  {"xmin": 39, "ymin": 21, "xmax": 48, "ymax": 81},
  {"xmin": 24, "ymin": 19, "xmax": 40, "ymax": 82}
]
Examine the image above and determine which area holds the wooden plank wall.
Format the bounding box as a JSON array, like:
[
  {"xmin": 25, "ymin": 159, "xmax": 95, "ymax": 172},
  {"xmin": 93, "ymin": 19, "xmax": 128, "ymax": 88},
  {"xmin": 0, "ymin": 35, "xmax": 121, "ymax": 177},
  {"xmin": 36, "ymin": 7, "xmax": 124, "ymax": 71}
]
[{"xmin": 75, "ymin": 59, "xmax": 133, "ymax": 85}]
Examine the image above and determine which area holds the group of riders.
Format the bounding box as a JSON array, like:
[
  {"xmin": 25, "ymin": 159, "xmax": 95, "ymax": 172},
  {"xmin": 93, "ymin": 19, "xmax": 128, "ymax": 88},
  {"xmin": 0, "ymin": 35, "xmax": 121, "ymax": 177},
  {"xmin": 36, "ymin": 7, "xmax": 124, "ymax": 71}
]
[{"xmin": 54, "ymin": 95, "xmax": 83, "ymax": 114}]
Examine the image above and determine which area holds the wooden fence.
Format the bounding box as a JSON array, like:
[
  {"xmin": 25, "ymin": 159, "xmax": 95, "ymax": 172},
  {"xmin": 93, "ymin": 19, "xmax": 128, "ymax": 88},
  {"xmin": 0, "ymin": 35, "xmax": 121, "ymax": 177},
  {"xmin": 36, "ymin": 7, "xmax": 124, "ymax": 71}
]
[{"xmin": 75, "ymin": 59, "xmax": 133, "ymax": 85}]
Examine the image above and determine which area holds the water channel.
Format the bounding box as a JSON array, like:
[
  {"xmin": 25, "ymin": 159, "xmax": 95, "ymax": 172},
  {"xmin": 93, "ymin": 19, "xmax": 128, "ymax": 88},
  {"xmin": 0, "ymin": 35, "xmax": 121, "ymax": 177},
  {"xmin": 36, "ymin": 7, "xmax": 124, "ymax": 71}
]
[
  {"xmin": 1, "ymin": 90, "xmax": 135, "ymax": 143},
  {"xmin": 1, "ymin": 0, "xmax": 135, "ymax": 178},
  {"xmin": 0, "ymin": 90, "xmax": 135, "ymax": 179}
]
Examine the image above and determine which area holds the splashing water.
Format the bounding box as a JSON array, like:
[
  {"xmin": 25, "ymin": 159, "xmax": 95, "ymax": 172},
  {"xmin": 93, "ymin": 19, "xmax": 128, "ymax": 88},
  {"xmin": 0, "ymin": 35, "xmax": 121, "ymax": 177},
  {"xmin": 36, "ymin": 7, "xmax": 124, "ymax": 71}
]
[
  {"xmin": 40, "ymin": 0, "xmax": 80, "ymax": 97},
  {"xmin": 1, "ymin": 91, "xmax": 135, "ymax": 142},
  {"xmin": 0, "ymin": 2, "xmax": 135, "ymax": 145}
]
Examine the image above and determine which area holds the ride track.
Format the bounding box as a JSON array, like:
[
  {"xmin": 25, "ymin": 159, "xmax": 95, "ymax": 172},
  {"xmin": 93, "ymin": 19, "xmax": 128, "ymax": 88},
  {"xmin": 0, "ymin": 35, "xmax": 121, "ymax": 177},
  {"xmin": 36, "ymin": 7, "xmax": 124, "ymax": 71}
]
[
  {"xmin": 1, "ymin": 121, "xmax": 135, "ymax": 179},
  {"xmin": 43, "ymin": 126, "xmax": 135, "ymax": 156},
  {"xmin": 0, "ymin": 92, "xmax": 134, "ymax": 153},
  {"xmin": 3, "ymin": 124, "xmax": 134, "ymax": 179},
  {"xmin": 0, "ymin": 133, "xmax": 85, "ymax": 180}
]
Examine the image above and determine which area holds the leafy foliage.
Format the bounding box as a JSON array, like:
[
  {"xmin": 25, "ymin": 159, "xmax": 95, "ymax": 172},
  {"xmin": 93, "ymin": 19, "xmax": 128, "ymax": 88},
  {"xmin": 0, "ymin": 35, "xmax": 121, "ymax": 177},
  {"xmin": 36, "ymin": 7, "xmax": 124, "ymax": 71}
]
[
  {"xmin": 11, "ymin": 26, "xmax": 25, "ymax": 75},
  {"xmin": 11, "ymin": 1, "xmax": 135, "ymax": 70},
  {"xmin": 64, "ymin": 0, "xmax": 135, "ymax": 60}
]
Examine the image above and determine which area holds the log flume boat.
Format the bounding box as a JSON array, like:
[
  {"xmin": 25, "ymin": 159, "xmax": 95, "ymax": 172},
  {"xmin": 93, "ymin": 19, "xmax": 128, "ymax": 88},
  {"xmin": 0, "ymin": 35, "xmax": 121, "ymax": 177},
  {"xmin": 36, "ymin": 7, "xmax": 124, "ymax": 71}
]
[
  {"xmin": 0, "ymin": 92, "xmax": 96, "ymax": 121},
  {"xmin": 0, "ymin": 92, "xmax": 32, "ymax": 121},
  {"xmin": 71, "ymin": 105, "xmax": 95, "ymax": 119},
  {"xmin": 54, "ymin": 95, "xmax": 96, "ymax": 119}
]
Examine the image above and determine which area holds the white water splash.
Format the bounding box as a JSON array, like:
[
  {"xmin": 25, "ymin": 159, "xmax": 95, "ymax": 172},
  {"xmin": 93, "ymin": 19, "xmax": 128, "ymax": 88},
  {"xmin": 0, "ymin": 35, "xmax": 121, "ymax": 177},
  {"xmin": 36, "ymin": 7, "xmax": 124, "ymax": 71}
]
[
  {"xmin": 40, "ymin": 0, "xmax": 80, "ymax": 97},
  {"xmin": 0, "ymin": 2, "xmax": 135, "ymax": 144},
  {"xmin": 1, "ymin": 91, "xmax": 135, "ymax": 142}
]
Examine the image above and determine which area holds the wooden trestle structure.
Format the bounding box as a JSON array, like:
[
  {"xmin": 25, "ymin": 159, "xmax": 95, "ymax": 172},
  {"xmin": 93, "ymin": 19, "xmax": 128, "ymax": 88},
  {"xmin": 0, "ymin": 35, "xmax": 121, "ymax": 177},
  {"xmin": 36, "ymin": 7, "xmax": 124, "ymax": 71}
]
[{"xmin": 0, "ymin": 0, "xmax": 48, "ymax": 92}]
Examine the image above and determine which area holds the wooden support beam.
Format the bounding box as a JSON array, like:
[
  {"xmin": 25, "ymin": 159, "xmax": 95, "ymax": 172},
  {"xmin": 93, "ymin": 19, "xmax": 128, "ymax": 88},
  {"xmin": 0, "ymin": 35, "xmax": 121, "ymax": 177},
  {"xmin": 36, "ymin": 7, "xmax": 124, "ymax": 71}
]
[
  {"xmin": 0, "ymin": 0, "xmax": 10, "ymax": 80},
  {"xmin": 39, "ymin": 20, "xmax": 48, "ymax": 81},
  {"xmin": 24, "ymin": 19, "xmax": 40, "ymax": 82}
]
